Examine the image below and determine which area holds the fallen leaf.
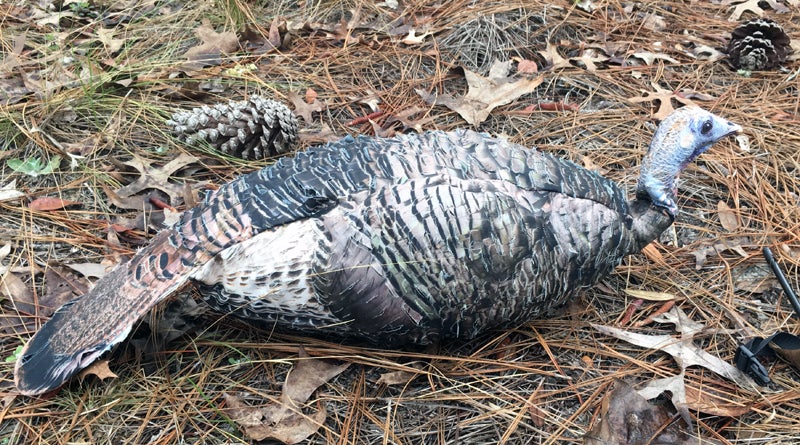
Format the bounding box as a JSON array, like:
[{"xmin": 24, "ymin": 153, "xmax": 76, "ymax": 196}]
[
  {"xmin": 288, "ymin": 90, "xmax": 323, "ymax": 124},
  {"xmin": 514, "ymin": 58, "xmax": 538, "ymax": 74},
  {"xmin": 623, "ymin": 289, "xmax": 677, "ymax": 301},
  {"xmin": 183, "ymin": 20, "xmax": 240, "ymax": 68},
  {"xmin": 387, "ymin": 106, "xmax": 434, "ymax": 133},
  {"xmin": 0, "ymin": 33, "xmax": 25, "ymax": 73},
  {"xmin": 630, "ymin": 51, "xmax": 679, "ymax": 66},
  {"xmin": 34, "ymin": 10, "xmax": 77, "ymax": 27},
  {"xmin": 574, "ymin": 0, "xmax": 596, "ymax": 13},
  {"xmin": 95, "ymin": 27, "xmax": 125, "ymax": 55},
  {"xmin": 0, "ymin": 181, "xmax": 24, "ymax": 202},
  {"xmin": 305, "ymin": 88, "xmax": 318, "ymax": 104},
  {"xmin": 417, "ymin": 60, "xmax": 543, "ymax": 126},
  {"xmin": 298, "ymin": 123, "xmax": 338, "ymax": 145},
  {"xmin": 726, "ymin": 0, "xmax": 776, "ymax": 20},
  {"xmin": 0, "ymin": 271, "xmax": 31, "ymax": 309},
  {"xmin": 732, "ymin": 263, "xmax": 776, "ymax": 293},
  {"xmin": 638, "ymin": 373, "xmax": 752, "ymax": 418},
  {"xmin": 0, "ymin": 243, "xmax": 35, "ymax": 313},
  {"xmin": 79, "ymin": 360, "xmax": 118, "ymax": 382},
  {"xmin": 640, "ymin": 243, "xmax": 666, "ymax": 266},
  {"xmin": 584, "ymin": 380, "xmax": 719, "ymax": 445},
  {"xmin": 114, "ymin": 153, "xmax": 200, "ymax": 205},
  {"xmin": 538, "ymin": 42, "xmax": 572, "ymax": 70},
  {"xmin": 376, "ymin": 368, "xmax": 421, "ymax": 386},
  {"xmin": 592, "ymin": 307, "xmax": 755, "ymax": 423},
  {"xmin": 691, "ymin": 238, "xmax": 750, "ymax": 269},
  {"xmin": 40, "ymin": 266, "xmax": 88, "ymax": 317},
  {"xmin": 239, "ymin": 19, "xmax": 282, "ymax": 54},
  {"xmin": 689, "ymin": 44, "xmax": 727, "ymax": 62},
  {"xmin": 628, "ymin": 83, "xmax": 715, "ymax": 120},
  {"xmin": 717, "ymin": 201, "xmax": 740, "ymax": 231},
  {"xmin": 223, "ymin": 347, "xmax": 349, "ymax": 444},
  {"xmin": 401, "ymin": 29, "xmax": 431, "ymax": 45},
  {"xmin": 641, "ymin": 12, "xmax": 667, "ymax": 31},
  {"xmin": 735, "ymin": 134, "xmax": 751, "ymax": 152},
  {"xmin": 66, "ymin": 262, "xmax": 113, "ymax": 279},
  {"xmin": 28, "ymin": 197, "xmax": 81, "ymax": 211},
  {"xmin": 571, "ymin": 49, "xmax": 609, "ymax": 72}
]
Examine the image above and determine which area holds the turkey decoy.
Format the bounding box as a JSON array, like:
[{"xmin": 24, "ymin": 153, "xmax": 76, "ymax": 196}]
[{"xmin": 15, "ymin": 106, "xmax": 741, "ymax": 396}]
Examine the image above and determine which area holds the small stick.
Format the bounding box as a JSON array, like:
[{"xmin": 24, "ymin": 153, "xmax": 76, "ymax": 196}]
[
  {"xmin": 347, "ymin": 111, "xmax": 385, "ymax": 126},
  {"xmin": 634, "ymin": 300, "xmax": 676, "ymax": 327},
  {"xmin": 619, "ymin": 298, "xmax": 643, "ymax": 325}
]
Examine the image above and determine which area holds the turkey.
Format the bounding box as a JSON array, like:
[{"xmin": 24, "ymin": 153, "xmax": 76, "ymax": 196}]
[{"xmin": 14, "ymin": 106, "xmax": 741, "ymax": 396}]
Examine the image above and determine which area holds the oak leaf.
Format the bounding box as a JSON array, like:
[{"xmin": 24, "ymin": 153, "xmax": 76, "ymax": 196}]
[
  {"xmin": 223, "ymin": 347, "xmax": 349, "ymax": 444},
  {"xmin": 417, "ymin": 60, "xmax": 543, "ymax": 126}
]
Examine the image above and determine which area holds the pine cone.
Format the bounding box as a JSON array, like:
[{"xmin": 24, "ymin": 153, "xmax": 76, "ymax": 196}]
[
  {"xmin": 167, "ymin": 96, "xmax": 299, "ymax": 160},
  {"xmin": 727, "ymin": 18, "xmax": 791, "ymax": 71}
]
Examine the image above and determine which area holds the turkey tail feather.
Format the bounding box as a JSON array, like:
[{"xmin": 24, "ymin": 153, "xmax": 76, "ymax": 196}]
[{"xmin": 13, "ymin": 181, "xmax": 255, "ymax": 396}]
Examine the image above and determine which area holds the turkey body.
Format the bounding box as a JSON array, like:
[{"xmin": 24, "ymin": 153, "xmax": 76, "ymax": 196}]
[
  {"xmin": 192, "ymin": 129, "xmax": 642, "ymax": 345},
  {"xmin": 14, "ymin": 107, "xmax": 742, "ymax": 395}
]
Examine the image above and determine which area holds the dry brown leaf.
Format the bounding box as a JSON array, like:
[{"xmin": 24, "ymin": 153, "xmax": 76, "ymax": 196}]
[
  {"xmin": 40, "ymin": 266, "xmax": 88, "ymax": 318},
  {"xmin": 630, "ymin": 51, "xmax": 679, "ymax": 66},
  {"xmin": 183, "ymin": 20, "xmax": 240, "ymax": 68},
  {"xmin": 387, "ymin": 106, "xmax": 434, "ymax": 133},
  {"xmin": 376, "ymin": 368, "xmax": 420, "ymax": 386},
  {"xmin": 584, "ymin": 380, "xmax": 709, "ymax": 445},
  {"xmin": 641, "ymin": 12, "xmax": 667, "ymax": 31},
  {"xmin": 0, "ymin": 181, "xmax": 24, "ymax": 202},
  {"xmin": 401, "ymin": 29, "xmax": 431, "ymax": 45},
  {"xmin": 28, "ymin": 197, "xmax": 81, "ymax": 211},
  {"xmin": 689, "ymin": 44, "xmax": 727, "ymax": 62},
  {"xmin": 240, "ymin": 19, "xmax": 283, "ymax": 54},
  {"xmin": 691, "ymin": 238, "xmax": 750, "ymax": 269},
  {"xmin": 0, "ymin": 243, "xmax": 35, "ymax": 313},
  {"xmin": 725, "ymin": 0, "xmax": 787, "ymax": 20},
  {"xmin": 417, "ymin": 60, "xmax": 543, "ymax": 126},
  {"xmin": 640, "ymin": 242, "xmax": 666, "ymax": 266},
  {"xmin": 95, "ymin": 27, "xmax": 125, "ymax": 55},
  {"xmin": 288, "ymin": 90, "xmax": 323, "ymax": 124},
  {"xmin": 571, "ymin": 49, "xmax": 609, "ymax": 72},
  {"xmin": 223, "ymin": 348, "xmax": 349, "ymax": 444},
  {"xmin": 628, "ymin": 83, "xmax": 715, "ymax": 120},
  {"xmin": 1, "ymin": 271, "xmax": 32, "ymax": 310},
  {"xmin": 66, "ymin": 262, "xmax": 113, "ymax": 279},
  {"xmin": 623, "ymin": 289, "xmax": 677, "ymax": 302},
  {"xmin": 593, "ymin": 307, "xmax": 755, "ymax": 422},
  {"xmin": 305, "ymin": 88, "xmax": 318, "ymax": 104},
  {"xmin": 592, "ymin": 306, "xmax": 755, "ymax": 422},
  {"xmin": 538, "ymin": 42, "xmax": 572, "ymax": 70},
  {"xmin": 114, "ymin": 153, "xmax": 200, "ymax": 204},
  {"xmin": 717, "ymin": 201, "xmax": 740, "ymax": 231},
  {"xmin": 515, "ymin": 58, "xmax": 538, "ymax": 74},
  {"xmin": 79, "ymin": 360, "xmax": 118, "ymax": 382}
]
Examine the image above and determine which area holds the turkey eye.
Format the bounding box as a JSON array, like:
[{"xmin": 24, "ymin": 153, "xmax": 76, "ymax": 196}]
[{"xmin": 701, "ymin": 120, "xmax": 713, "ymax": 135}]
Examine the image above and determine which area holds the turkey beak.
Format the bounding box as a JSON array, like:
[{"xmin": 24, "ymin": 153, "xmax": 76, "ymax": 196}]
[{"xmin": 726, "ymin": 122, "xmax": 744, "ymax": 136}]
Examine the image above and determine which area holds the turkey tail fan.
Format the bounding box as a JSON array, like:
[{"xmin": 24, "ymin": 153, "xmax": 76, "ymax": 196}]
[{"xmin": 14, "ymin": 176, "xmax": 259, "ymax": 396}]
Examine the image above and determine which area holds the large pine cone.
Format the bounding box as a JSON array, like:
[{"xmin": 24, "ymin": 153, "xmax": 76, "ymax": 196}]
[
  {"xmin": 726, "ymin": 18, "xmax": 791, "ymax": 71},
  {"xmin": 168, "ymin": 96, "xmax": 299, "ymax": 160}
]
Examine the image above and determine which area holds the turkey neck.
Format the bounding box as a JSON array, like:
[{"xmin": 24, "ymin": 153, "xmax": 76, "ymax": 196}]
[{"xmin": 627, "ymin": 198, "xmax": 673, "ymax": 252}]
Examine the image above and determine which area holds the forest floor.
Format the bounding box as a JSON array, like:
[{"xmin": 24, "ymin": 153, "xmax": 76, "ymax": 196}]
[{"xmin": 0, "ymin": 0, "xmax": 799, "ymax": 444}]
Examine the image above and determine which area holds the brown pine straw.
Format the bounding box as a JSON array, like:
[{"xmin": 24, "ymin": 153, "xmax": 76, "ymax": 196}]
[{"xmin": 1, "ymin": 0, "xmax": 799, "ymax": 443}]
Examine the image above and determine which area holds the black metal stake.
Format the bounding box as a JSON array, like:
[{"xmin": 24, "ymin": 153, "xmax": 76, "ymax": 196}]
[{"xmin": 763, "ymin": 246, "xmax": 800, "ymax": 318}]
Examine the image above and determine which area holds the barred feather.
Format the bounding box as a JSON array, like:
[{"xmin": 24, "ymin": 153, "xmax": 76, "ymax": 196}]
[{"xmin": 15, "ymin": 107, "xmax": 741, "ymax": 395}]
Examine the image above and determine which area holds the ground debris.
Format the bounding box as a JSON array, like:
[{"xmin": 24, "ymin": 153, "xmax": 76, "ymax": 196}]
[
  {"xmin": 583, "ymin": 380, "xmax": 722, "ymax": 445},
  {"xmin": 222, "ymin": 347, "xmax": 349, "ymax": 443}
]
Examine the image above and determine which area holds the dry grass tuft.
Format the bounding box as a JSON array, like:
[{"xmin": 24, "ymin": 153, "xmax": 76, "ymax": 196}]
[{"xmin": 1, "ymin": 0, "xmax": 799, "ymax": 443}]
